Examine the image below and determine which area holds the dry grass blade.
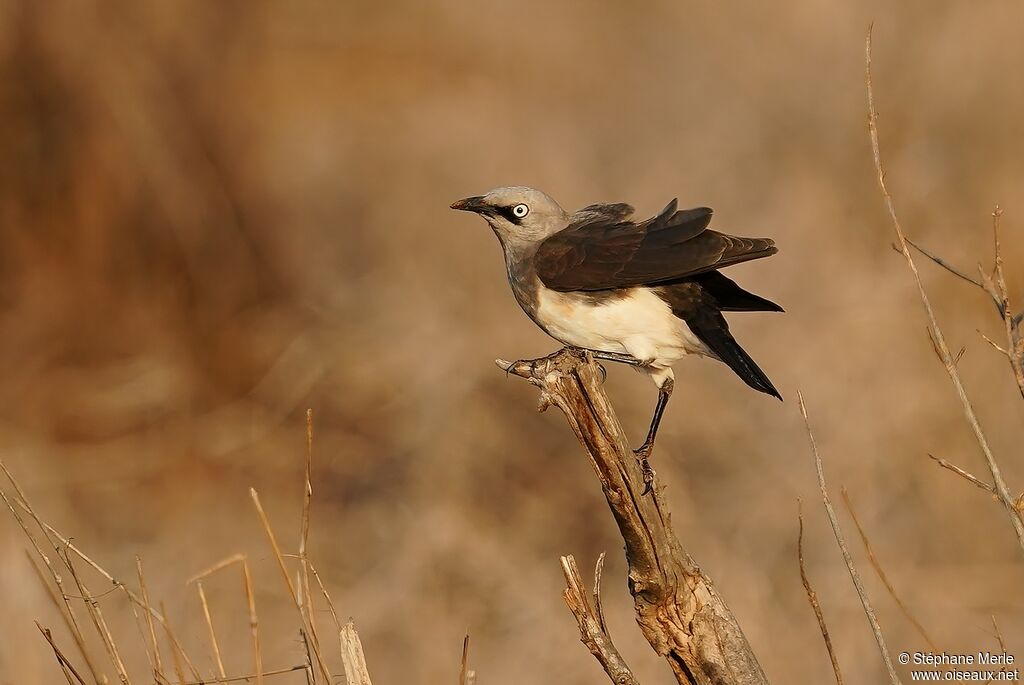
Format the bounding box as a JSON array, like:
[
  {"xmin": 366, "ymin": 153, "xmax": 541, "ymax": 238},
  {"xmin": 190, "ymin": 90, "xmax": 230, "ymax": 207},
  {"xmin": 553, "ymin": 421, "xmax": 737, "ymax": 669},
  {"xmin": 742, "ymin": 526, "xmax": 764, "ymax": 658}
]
[
  {"xmin": 297, "ymin": 409, "xmax": 326, "ymax": 680},
  {"xmin": 307, "ymin": 561, "xmax": 342, "ymax": 633},
  {"xmin": 136, "ymin": 558, "xmax": 167, "ymax": 683},
  {"xmin": 242, "ymin": 559, "xmax": 264, "ymax": 685},
  {"xmin": 799, "ymin": 392, "xmax": 902, "ymax": 684},
  {"xmin": 186, "ymin": 554, "xmax": 246, "ymax": 584},
  {"xmin": 340, "ymin": 621, "xmax": 374, "ymax": 685},
  {"xmin": 797, "ymin": 500, "xmax": 844, "ymax": 685},
  {"xmin": 64, "ymin": 552, "xmax": 133, "ymax": 685},
  {"xmin": 249, "ymin": 488, "xmax": 332, "ymax": 682},
  {"xmin": 459, "ymin": 634, "xmax": 473, "ymax": 685},
  {"xmin": 25, "ymin": 550, "xmax": 105, "ymax": 683},
  {"xmin": 841, "ymin": 489, "xmax": 938, "ymax": 651},
  {"xmin": 37, "ymin": 622, "xmax": 88, "ymax": 685},
  {"xmin": 166, "ymin": 665, "xmax": 308, "ymax": 685},
  {"xmin": 160, "ymin": 600, "xmax": 200, "ymax": 681},
  {"xmin": 196, "ymin": 581, "xmax": 227, "ymax": 679},
  {"xmin": 865, "ymin": 26, "xmax": 1024, "ymax": 555}
]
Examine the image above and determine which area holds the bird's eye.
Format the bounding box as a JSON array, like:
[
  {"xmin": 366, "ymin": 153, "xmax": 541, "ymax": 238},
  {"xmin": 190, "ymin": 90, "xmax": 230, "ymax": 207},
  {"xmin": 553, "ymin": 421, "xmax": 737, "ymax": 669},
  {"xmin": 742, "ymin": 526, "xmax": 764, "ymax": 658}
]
[{"xmin": 512, "ymin": 203, "xmax": 530, "ymax": 218}]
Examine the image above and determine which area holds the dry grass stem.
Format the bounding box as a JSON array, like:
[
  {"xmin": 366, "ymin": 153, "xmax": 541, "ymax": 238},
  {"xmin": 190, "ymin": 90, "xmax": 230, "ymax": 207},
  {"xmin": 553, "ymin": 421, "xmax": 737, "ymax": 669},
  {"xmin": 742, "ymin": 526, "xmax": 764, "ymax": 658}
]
[
  {"xmin": 166, "ymin": 665, "xmax": 308, "ymax": 685},
  {"xmin": 64, "ymin": 554, "xmax": 133, "ymax": 685},
  {"xmin": 459, "ymin": 634, "xmax": 474, "ymax": 685},
  {"xmin": 160, "ymin": 600, "xmax": 200, "ymax": 681},
  {"xmin": 797, "ymin": 500, "xmax": 844, "ymax": 685},
  {"xmin": 866, "ymin": 26, "xmax": 1024, "ymax": 553},
  {"xmin": 186, "ymin": 554, "xmax": 247, "ymax": 584},
  {"xmin": 841, "ymin": 489, "xmax": 938, "ymax": 651},
  {"xmin": 136, "ymin": 558, "xmax": 167, "ymax": 683},
  {"xmin": 196, "ymin": 581, "xmax": 227, "ymax": 679},
  {"xmin": 249, "ymin": 488, "xmax": 332, "ymax": 682},
  {"xmin": 242, "ymin": 559, "xmax": 264, "ymax": 685},
  {"xmin": 37, "ymin": 622, "xmax": 88, "ymax": 685},
  {"xmin": 25, "ymin": 550, "xmax": 104, "ymax": 683},
  {"xmin": 927, "ymin": 454, "xmax": 996, "ymax": 495},
  {"xmin": 799, "ymin": 392, "xmax": 902, "ymax": 684},
  {"xmin": 560, "ymin": 554, "xmax": 638, "ymax": 685}
]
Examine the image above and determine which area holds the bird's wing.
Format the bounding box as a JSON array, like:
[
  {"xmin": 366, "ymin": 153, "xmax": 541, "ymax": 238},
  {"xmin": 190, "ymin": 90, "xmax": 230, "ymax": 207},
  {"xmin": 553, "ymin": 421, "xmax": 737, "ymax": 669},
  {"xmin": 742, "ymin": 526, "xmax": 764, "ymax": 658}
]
[{"xmin": 533, "ymin": 199, "xmax": 777, "ymax": 292}]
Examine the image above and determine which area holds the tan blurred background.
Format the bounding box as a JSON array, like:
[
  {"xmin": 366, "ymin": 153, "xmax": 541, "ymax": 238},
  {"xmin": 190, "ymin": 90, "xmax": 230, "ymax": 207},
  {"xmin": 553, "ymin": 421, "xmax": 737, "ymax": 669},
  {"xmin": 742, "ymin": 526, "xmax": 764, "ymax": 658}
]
[{"xmin": 1, "ymin": 0, "xmax": 1023, "ymax": 682}]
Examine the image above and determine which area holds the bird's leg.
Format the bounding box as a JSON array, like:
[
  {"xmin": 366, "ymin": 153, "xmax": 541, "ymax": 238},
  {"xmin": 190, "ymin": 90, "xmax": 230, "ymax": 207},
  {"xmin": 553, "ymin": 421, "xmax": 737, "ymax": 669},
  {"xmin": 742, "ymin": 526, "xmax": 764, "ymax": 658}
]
[
  {"xmin": 634, "ymin": 378, "xmax": 674, "ymax": 494},
  {"xmin": 589, "ymin": 350, "xmax": 648, "ymax": 367}
]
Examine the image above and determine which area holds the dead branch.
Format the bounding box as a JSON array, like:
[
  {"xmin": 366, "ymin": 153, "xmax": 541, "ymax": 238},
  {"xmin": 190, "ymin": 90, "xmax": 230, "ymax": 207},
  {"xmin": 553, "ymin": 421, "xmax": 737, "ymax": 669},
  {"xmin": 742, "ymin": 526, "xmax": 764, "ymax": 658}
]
[
  {"xmin": 865, "ymin": 27, "xmax": 1024, "ymax": 555},
  {"xmin": 560, "ymin": 554, "xmax": 638, "ymax": 685},
  {"xmin": 498, "ymin": 347, "xmax": 768, "ymax": 685}
]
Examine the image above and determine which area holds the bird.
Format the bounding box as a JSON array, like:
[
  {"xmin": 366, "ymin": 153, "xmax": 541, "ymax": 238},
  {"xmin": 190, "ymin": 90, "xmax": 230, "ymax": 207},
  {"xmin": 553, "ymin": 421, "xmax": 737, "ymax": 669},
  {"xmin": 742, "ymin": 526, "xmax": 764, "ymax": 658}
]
[{"xmin": 451, "ymin": 186, "xmax": 781, "ymax": 489}]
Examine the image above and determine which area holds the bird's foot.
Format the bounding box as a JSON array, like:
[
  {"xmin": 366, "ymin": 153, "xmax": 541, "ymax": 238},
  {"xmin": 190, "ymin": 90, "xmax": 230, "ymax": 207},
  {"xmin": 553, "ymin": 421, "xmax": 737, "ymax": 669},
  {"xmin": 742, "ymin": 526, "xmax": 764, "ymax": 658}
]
[{"xmin": 633, "ymin": 443, "xmax": 656, "ymax": 495}]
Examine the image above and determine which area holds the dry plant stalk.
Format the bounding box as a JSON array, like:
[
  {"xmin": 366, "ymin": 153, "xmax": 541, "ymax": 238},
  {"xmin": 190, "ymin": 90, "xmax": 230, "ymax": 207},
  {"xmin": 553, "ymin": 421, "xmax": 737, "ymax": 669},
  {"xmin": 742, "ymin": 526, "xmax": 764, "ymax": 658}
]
[
  {"xmin": 865, "ymin": 26, "xmax": 1024, "ymax": 554},
  {"xmin": 796, "ymin": 501, "xmax": 844, "ymax": 685},
  {"xmin": 498, "ymin": 347, "xmax": 767, "ymax": 685},
  {"xmin": 841, "ymin": 489, "xmax": 937, "ymax": 651},
  {"xmin": 799, "ymin": 393, "xmax": 902, "ymax": 685},
  {"xmin": 0, "ymin": 408, "xmax": 386, "ymax": 685}
]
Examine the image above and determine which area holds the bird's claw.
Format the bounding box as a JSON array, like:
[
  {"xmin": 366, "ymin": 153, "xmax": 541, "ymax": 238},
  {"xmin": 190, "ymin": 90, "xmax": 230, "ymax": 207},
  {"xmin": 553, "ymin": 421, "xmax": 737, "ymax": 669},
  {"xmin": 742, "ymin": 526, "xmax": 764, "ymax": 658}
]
[{"xmin": 633, "ymin": 444, "xmax": 655, "ymax": 495}]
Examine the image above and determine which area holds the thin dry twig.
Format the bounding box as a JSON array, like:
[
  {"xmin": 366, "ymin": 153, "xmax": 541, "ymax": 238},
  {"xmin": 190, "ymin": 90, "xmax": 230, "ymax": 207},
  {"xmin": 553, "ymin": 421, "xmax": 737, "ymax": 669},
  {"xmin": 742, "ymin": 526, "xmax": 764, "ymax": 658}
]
[
  {"xmin": 865, "ymin": 26, "xmax": 1024, "ymax": 554},
  {"xmin": 841, "ymin": 489, "xmax": 938, "ymax": 652},
  {"xmin": 186, "ymin": 554, "xmax": 246, "ymax": 584},
  {"xmin": 927, "ymin": 454, "xmax": 996, "ymax": 495},
  {"xmin": 560, "ymin": 554, "xmax": 638, "ymax": 685},
  {"xmin": 797, "ymin": 500, "xmax": 844, "ymax": 685},
  {"xmin": 799, "ymin": 392, "xmax": 902, "ymax": 685}
]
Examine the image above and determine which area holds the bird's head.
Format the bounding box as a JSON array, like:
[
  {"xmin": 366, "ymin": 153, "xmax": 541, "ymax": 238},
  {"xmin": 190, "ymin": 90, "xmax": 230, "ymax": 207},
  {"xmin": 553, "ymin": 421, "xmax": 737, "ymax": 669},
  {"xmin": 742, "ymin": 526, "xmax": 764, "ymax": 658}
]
[{"xmin": 450, "ymin": 186, "xmax": 568, "ymax": 246}]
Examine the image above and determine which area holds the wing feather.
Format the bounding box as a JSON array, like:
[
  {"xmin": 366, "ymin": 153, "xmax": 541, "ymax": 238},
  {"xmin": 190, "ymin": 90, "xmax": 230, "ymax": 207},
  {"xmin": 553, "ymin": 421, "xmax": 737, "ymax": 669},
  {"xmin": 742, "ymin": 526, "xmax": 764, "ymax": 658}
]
[{"xmin": 534, "ymin": 201, "xmax": 776, "ymax": 292}]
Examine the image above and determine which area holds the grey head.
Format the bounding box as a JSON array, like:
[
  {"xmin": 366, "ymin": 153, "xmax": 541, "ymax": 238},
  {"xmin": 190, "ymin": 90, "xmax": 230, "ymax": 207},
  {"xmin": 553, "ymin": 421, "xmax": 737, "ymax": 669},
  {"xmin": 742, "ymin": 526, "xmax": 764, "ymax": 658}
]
[{"xmin": 450, "ymin": 186, "xmax": 569, "ymax": 251}]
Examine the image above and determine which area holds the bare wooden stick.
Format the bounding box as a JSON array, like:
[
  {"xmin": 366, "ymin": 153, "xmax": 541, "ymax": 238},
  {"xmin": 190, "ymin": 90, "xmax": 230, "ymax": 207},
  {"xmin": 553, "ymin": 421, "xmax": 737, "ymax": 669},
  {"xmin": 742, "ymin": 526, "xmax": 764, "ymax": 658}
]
[
  {"xmin": 560, "ymin": 554, "xmax": 638, "ymax": 685},
  {"xmin": 339, "ymin": 621, "xmax": 374, "ymax": 685},
  {"xmin": 498, "ymin": 347, "xmax": 767, "ymax": 685},
  {"xmin": 797, "ymin": 500, "xmax": 844, "ymax": 685},
  {"xmin": 799, "ymin": 393, "xmax": 902, "ymax": 685},
  {"xmin": 841, "ymin": 489, "xmax": 938, "ymax": 652},
  {"xmin": 865, "ymin": 26, "xmax": 1024, "ymax": 554}
]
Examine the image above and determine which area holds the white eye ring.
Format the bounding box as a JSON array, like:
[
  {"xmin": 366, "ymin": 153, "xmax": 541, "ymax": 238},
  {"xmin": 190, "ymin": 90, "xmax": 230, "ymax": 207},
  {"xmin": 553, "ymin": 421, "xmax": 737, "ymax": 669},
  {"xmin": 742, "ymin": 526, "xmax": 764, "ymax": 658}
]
[{"xmin": 512, "ymin": 203, "xmax": 530, "ymax": 218}]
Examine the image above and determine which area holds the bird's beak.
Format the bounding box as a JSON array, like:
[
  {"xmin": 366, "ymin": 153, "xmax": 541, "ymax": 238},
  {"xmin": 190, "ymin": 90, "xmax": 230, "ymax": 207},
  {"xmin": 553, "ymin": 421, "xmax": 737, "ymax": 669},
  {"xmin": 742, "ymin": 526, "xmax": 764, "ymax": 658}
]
[{"xmin": 450, "ymin": 196, "xmax": 489, "ymax": 214}]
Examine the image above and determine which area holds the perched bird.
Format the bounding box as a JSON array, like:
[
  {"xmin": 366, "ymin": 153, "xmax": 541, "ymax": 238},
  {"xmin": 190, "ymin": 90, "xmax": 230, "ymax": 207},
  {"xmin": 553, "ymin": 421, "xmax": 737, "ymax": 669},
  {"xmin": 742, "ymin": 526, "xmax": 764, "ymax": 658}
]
[{"xmin": 452, "ymin": 186, "xmax": 781, "ymax": 486}]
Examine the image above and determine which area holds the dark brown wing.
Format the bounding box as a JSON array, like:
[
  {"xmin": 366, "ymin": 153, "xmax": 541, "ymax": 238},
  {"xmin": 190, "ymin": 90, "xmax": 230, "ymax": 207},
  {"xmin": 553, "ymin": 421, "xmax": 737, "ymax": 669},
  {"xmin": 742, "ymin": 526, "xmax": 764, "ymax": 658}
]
[{"xmin": 534, "ymin": 199, "xmax": 777, "ymax": 292}]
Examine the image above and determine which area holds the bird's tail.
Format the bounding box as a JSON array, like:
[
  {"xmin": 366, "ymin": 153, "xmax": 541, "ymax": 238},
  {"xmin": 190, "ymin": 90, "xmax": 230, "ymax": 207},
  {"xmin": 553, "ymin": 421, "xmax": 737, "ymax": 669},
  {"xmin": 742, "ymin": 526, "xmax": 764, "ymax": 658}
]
[{"xmin": 688, "ymin": 311, "xmax": 782, "ymax": 400}]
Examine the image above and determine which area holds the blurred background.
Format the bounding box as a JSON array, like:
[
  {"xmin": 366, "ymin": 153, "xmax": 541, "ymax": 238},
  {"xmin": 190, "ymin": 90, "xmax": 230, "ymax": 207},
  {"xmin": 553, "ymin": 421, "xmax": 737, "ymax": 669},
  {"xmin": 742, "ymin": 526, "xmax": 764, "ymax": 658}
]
[{"xmin": 1, "ymin": 0, "xmax": 1023, "ymax": 682}]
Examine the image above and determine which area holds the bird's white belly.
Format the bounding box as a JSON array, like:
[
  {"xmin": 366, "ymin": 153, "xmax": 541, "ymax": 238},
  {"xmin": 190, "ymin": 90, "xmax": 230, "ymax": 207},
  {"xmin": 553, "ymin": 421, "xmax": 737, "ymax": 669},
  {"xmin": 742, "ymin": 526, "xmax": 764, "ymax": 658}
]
[{"xmin": 534, "ymin": 287, "xmax": 708, "ymax": 367}]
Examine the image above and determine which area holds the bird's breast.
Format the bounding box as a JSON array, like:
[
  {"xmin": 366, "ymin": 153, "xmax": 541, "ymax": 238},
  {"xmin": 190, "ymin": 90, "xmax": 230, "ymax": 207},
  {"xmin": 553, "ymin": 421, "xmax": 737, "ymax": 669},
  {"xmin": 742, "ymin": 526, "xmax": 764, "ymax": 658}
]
[{"xmin": 532, "ymin": 285, "xmax": 707, "ymax": 363}]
